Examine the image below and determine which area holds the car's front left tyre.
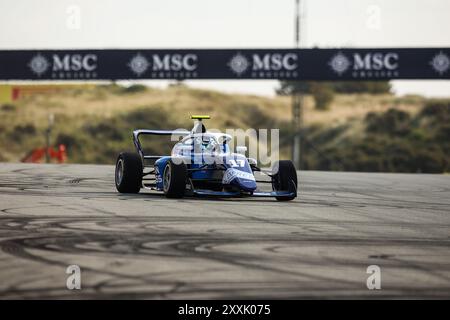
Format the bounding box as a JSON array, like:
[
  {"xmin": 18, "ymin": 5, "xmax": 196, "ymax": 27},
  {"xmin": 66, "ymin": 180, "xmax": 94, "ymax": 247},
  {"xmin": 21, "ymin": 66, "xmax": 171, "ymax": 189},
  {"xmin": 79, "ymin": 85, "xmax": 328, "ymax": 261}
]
[
  {"xmin": 115, "ymin": 152, "xmax": 143, "ymax": 193},
  {"xmin": 163, "ymin": 159, "xmax": 187, "ymax": 198}
]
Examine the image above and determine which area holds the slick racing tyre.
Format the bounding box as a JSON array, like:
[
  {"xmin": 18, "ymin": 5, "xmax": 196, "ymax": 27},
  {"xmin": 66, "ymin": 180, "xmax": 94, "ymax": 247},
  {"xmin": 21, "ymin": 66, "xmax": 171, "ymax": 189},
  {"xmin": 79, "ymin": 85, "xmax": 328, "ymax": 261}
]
[
  {"xmin": 163, "ymin": 159, "xmax": 187, "ymax": 198},
  {"xmin": 115, "ymin": 152, "xmax": 143, "ymax": 193},
  {"xmin": 272, "ymin": 160, "xmax": 298, "ymax": 201}
]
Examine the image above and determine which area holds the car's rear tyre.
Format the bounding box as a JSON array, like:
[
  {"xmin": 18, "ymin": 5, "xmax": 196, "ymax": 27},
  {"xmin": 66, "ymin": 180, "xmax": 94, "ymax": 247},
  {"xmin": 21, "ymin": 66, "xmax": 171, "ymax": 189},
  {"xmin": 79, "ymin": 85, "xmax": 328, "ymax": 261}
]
[
  {"xmin": 115, "ymin": 152, "xmax": 143, "ymax": 193},
  {"xmin": 163, "ymin": 159, "xmax": 187, "ymax": 198},
  {"xmin": 272, "ymin": 160, "xmax": 297, "ymax": 201}
]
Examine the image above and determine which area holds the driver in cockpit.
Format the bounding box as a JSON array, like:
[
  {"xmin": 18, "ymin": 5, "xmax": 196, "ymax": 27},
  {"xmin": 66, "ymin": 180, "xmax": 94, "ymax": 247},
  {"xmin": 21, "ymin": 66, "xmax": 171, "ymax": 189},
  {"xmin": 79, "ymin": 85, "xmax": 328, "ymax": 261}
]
[{"xmin": 193, "ymin": 136, "xmax": 218, "ymax": 153}]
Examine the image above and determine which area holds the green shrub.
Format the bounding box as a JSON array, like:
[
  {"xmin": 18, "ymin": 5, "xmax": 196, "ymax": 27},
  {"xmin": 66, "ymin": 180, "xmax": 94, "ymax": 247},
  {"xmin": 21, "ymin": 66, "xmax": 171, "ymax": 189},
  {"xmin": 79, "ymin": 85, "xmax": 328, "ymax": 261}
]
[
  {"xmin": 332, "ymin": 81, "xmax": 391, "ymax": 94},
  {"xmin": 435, "ymin": 124, "xmax": 450, "ymax": 142},
  {"xmin": 121, "ymin": 84, "xmax": 147, "ymax": 94},
  {"xmin": 420, "ymin": 99, "xmax": 450, "ymax": 120},
  {"xmin": 277, "ymin": 81, "xmax": 391, "ymax": 95},
  {"xmin": 298, "ymin": 101, "xmax": 450, "ymax": 173},
  {"xmin": 123, "ymin": 107, "xmax": 177, "ymax": 129},
  {"xmin": 240, "ymin": 104, "xmax": 276, "ymax": 129},
  {"xmin": 13, "ymin": 124, "xmax": 36, "ymax": 135},
  {"xmin": 1, "ymin": 104, "xmax": 16, "ymax": 112},
  {"xmin": 10, "ymin": 124, "xmax": 37, "ymax": 142},
  {"xmin": 84, "ymin": 122, "xmax": 123, "ymax": 141},
  {"xmin": 311, "ymin": 83, "xmax": 334, "ymax": 110},
  {"xmin": 365, "ymin": 109, "xmax": 410, "ymax": 135}
]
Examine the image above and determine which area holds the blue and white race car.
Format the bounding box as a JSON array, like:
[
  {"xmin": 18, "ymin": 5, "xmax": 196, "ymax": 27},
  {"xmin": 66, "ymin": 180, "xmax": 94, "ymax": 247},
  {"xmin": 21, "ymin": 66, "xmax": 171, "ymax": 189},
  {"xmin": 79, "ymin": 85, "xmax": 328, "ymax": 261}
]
[{"xmin": 115, "ymin": 116, "xmax": 297, "ymax": 201}]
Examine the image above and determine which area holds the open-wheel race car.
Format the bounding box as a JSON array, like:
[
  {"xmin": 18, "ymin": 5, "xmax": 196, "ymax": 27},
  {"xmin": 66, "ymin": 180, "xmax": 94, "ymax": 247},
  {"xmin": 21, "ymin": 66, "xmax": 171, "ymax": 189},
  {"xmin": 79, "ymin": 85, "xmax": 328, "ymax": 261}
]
[{"xmin": 115, "ymin": 116, "xmax": 297, "ymax": 200}]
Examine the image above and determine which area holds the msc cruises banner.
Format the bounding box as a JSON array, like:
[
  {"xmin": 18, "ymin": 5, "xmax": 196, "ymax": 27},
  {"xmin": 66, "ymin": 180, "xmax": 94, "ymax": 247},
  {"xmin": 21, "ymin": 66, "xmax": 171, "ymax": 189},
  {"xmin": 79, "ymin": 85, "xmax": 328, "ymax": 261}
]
[{"xmin": 0, "ymin": 48, "xmax": 449, "ymax": 80}]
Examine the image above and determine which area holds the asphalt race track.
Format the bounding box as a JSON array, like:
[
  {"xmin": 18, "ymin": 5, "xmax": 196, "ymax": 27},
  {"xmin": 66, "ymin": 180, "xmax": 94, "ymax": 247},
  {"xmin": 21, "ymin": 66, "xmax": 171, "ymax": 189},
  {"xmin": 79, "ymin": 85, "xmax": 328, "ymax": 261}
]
[{"xmin": 0, "ymin": 163, "xmax": 449, "ymax": 299}]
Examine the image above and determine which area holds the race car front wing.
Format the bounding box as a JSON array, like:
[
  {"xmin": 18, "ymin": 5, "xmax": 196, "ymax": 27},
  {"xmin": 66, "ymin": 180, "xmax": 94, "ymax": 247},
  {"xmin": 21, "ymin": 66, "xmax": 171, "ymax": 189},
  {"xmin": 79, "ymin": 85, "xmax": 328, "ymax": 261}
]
[{"xmin": 192, "ymin": 189, "xmax": 296, "ymax": 198}]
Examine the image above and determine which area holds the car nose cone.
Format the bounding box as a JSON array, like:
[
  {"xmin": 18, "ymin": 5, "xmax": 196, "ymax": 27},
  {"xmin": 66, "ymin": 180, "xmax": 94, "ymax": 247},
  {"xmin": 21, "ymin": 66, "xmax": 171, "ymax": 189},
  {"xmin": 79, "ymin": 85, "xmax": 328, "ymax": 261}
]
[{"xmin": 235, "ymin": 177, "xmax": 257, "ymax": 192}]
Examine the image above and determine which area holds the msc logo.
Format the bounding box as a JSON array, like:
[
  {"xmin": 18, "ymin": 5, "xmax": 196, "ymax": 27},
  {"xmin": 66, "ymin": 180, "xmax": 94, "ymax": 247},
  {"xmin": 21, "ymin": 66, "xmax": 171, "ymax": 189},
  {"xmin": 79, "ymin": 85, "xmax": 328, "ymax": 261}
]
[
  {"xmin": 328, "ymin": 52, "xmax": 351, "ymax": 75},
  {"xmin": 253, "ymin": 53, "xmax": 297, "ymax": 71},
  {"xmin": 53, "ymin": 54, "xmax": 97, "ymax": 72},
  {"xmin": 29, "ymin": 54, "xmax": 50, "ymax": 76},
  {"xmin": 228, "ymin": 53, "xmax": 249, "ymax": 76},
  {"xmin": 28, "ymin": 53, "xmax": 98, "ymax": 79},
  {"xmin": 228, "ymin": 52, "xmax": 298, "ymax": 78},
  {"xmin": 429, "ymin": 51, "xmax": 450, "ymax": 75},
  {"xmin": 329, "ymin": 52, "xmax": 399, "ymax": 78},
  {"xmin": 128, "ymin": 53, "xmax": 198, "ymax": 78},
  {"xmin": 354, "ymin": 52, "xmax": 398, "ymax": 71}
]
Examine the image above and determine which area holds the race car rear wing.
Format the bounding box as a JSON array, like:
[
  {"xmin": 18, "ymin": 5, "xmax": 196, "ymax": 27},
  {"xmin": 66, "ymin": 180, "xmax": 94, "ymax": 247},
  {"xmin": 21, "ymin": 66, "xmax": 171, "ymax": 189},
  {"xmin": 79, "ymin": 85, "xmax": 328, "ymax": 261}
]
[{"xmin": 132, "ymin": 129, "xmax": 190, "ymax": 163}]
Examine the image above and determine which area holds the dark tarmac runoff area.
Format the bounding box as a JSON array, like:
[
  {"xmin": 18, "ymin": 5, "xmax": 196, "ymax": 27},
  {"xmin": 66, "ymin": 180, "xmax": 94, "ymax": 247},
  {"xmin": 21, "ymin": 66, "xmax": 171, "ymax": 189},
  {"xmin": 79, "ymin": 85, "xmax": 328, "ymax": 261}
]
[{"xmin": 0, "ymin": 163, "xmax": 449, "ymax": 299}]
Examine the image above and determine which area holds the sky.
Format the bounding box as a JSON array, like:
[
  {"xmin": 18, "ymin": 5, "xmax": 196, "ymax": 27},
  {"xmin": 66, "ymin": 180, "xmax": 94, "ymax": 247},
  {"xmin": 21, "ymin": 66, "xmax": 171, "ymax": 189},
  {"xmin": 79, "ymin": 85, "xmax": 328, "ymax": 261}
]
[{"xmin": 1, "ymin": 0, "xmax": 449, "ymax": 97}]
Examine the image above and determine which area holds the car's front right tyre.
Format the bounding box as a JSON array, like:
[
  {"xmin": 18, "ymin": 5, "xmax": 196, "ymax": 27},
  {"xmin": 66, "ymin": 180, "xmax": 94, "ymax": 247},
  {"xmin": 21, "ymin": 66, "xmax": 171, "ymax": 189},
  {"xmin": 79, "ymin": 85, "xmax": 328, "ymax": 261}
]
[{"xmin": 272, "ymin": 160, "xmax": 298, "ymax": 201}]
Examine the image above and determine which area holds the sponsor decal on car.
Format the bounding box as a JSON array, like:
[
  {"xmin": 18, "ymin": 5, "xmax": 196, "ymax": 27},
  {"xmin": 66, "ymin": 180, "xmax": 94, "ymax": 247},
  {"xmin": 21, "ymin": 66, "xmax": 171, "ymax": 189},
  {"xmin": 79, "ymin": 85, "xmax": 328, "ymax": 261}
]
[
  {"xmin": 222, "ymin": 168, "xmax": 255, "ymax": 184},
  {"xmin": 155, "ymin": 166, "xmax": 162, "ymax": 184}
]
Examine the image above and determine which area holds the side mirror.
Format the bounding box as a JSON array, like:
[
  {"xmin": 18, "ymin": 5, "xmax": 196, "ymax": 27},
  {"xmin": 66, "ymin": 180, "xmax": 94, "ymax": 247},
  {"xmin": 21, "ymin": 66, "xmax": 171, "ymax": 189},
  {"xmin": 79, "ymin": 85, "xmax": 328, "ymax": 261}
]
[
  {"xmin": 247, "ymin": 157, "xmax": 257, "ymax": 166},
  {"xmin": 236, "ymin": 146, "xmax": 247, "ymax": 155}
]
